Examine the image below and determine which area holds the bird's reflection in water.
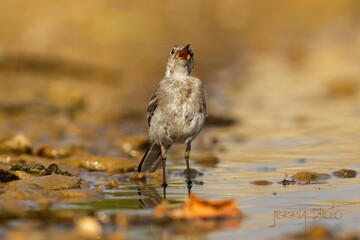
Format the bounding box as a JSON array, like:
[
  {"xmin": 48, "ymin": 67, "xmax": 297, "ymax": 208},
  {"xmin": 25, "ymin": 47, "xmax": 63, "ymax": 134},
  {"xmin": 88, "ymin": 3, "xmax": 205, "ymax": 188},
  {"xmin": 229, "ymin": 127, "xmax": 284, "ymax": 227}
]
[
  {"xmin": 137, "ymin": 180, "xmax": 204, "ymax": 208},
  {"xmin": 137, "ymin": 185, "xmax": 163, "ymax": 209}
]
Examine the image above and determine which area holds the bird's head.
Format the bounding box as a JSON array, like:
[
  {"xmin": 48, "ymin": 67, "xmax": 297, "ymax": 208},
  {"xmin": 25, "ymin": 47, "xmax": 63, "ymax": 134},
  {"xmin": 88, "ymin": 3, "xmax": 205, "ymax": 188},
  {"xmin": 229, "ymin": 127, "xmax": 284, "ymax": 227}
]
[{"xmin": 165, "ymin": 44, "xmax": 194, "ymax": 77}]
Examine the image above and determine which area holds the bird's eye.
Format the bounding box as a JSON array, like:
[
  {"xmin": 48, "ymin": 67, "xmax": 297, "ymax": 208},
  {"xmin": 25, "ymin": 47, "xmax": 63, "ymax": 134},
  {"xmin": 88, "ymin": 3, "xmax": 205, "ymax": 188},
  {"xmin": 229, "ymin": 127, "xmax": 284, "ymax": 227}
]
[{"xmin": 171, "ymin": 49, "xmax": 175, "ymax": 54}]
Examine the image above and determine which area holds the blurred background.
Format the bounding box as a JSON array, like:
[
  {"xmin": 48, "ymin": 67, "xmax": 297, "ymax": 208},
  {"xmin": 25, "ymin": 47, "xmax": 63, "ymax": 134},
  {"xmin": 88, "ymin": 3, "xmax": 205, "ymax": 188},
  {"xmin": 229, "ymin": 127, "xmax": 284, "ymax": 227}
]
[
  {"xmin": 1, "ymin": 2, "xmax": 360, "ymax": 238},
  {"xmin": 0, "ymin": 0, "xmax": 359, "ymax": 153}
]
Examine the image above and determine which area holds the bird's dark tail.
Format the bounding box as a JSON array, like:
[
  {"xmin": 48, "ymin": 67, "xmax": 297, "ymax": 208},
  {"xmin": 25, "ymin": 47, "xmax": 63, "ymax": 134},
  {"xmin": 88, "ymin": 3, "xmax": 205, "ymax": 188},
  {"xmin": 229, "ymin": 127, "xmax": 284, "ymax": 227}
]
[{"xmin": 138, "ymin": 143, "xmax": 163, "ymax": 172}]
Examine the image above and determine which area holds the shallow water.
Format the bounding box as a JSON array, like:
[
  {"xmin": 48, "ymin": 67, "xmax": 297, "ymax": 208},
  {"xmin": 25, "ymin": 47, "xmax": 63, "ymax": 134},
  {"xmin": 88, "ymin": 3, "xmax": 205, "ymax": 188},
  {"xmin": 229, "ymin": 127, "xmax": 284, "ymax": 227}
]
[
  {"xmin": 197, "ymin": 52, "xmax": 360, "ymax": 239},
  {"xmin": 35, "ymin": 49, "xmax": 358, "ymax": 239}
]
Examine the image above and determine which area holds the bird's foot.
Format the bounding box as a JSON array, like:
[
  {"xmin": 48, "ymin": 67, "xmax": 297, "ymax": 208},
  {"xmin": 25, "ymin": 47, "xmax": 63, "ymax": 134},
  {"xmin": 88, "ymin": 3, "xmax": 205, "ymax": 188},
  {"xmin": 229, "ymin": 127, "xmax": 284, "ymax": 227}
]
[
  {"xmin": 186, "ymin": 181, "xmax": 192, "ymax": 195},
  {"xmin": 186, "ymin": 180, "xmax": 193, "ymax": 186}
]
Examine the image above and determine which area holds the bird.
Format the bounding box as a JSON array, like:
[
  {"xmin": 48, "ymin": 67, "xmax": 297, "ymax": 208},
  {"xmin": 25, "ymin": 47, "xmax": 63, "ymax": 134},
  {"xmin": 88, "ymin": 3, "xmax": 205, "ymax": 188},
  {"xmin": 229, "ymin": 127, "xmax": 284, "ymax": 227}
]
[{"xmin": 137, "ymin": 44, "xmax": 207, "ymax": 188}]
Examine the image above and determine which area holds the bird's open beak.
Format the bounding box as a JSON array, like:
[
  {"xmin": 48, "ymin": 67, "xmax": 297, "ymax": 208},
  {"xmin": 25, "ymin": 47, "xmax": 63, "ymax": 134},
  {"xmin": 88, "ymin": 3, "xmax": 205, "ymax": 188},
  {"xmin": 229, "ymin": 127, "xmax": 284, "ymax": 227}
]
[{"xmin": 177, "ymin": 44, "xmax": 191, "ymax": 60}]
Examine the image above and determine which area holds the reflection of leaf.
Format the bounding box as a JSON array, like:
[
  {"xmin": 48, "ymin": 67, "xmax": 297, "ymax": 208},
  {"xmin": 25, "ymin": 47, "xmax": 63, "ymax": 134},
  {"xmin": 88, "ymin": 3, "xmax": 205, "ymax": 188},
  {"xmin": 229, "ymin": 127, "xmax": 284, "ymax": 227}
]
[{"xmin": 154, "ymin": 194, "xmax": 241, "ymax": 220}]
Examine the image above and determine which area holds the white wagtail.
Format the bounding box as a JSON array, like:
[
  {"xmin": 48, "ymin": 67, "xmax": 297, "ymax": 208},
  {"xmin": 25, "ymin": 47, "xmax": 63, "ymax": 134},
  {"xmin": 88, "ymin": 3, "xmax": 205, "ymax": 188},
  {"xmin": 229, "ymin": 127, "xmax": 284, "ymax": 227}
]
[{"xmin": 137, "ymin": 44, "xmax": 207, "ymax": 187}]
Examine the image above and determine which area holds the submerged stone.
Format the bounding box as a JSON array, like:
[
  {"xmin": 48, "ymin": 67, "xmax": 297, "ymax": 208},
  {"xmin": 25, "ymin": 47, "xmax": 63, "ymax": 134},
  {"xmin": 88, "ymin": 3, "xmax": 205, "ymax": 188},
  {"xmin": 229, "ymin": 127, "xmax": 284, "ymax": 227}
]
[
  {"xmin": 0, "ymin": 183, "xmax": 101, "ymax": 215},
  {"xmin": 250, "ymin": 180, "xmax": 273, "ymax": 186},
  {"xmin": 291, "ymin": 171, "xmax": 331, "ymax": 181},
  {"xmin": 333, "ymin": 169, "xmax": 357, "ymax": 178},
  {"xmin": 5, "ymin": 175, "xmax": 81, "ymax": 191}
]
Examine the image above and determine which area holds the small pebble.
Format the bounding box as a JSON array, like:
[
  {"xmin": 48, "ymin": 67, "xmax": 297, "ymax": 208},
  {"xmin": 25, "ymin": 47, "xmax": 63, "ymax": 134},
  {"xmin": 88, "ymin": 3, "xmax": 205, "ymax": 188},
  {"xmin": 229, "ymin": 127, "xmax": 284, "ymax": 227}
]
[
  {"xmin": 333, "ymin": 169, "xmax": 357, "ymax": 178},
  {"xmin": 75, "ymin": 216, "xmax": 102, "ymax": 238},
  {"xmin": 250, "ymin": 180, "xmax": 273, "ymax": 186}
]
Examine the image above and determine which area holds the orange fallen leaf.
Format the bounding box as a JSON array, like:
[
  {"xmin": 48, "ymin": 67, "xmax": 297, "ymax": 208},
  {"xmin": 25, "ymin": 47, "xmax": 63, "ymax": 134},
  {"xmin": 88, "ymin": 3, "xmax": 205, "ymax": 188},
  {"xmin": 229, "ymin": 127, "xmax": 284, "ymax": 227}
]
[{"xmin": 154, "ymin": 194, "xmax": 241, "ymax": 220}]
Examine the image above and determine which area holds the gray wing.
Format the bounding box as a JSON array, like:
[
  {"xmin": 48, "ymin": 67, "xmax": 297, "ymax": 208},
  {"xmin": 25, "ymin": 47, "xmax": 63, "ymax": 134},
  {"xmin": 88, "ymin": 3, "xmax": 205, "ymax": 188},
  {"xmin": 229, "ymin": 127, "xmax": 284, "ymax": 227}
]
[{"xmin": 147, "ymin": 85, "xmax": 160, "ymax": 126}]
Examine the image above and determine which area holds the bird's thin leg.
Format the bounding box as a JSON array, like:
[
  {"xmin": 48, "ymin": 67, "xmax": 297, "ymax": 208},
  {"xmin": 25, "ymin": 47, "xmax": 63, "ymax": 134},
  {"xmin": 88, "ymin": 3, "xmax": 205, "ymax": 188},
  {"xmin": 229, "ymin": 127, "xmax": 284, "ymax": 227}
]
[
  {"xmin": 185, "ymin": 142, "xmax": 192, "ymax": 187},
  {"xmin": 160, "ymin": 144, "xmax": 168, "ymax": 189},
  {"xmin": 163, "ymin": 184, "xmax": 167, "ymax": 199}
]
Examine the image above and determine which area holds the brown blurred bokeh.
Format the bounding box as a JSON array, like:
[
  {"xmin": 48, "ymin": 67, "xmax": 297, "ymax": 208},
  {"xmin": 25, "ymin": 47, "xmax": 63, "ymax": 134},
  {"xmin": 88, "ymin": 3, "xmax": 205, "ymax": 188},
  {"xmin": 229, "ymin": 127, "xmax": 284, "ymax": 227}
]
[{"xmin": 0, "ymin": 0, "xmax": 360, "ymax": 145}]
